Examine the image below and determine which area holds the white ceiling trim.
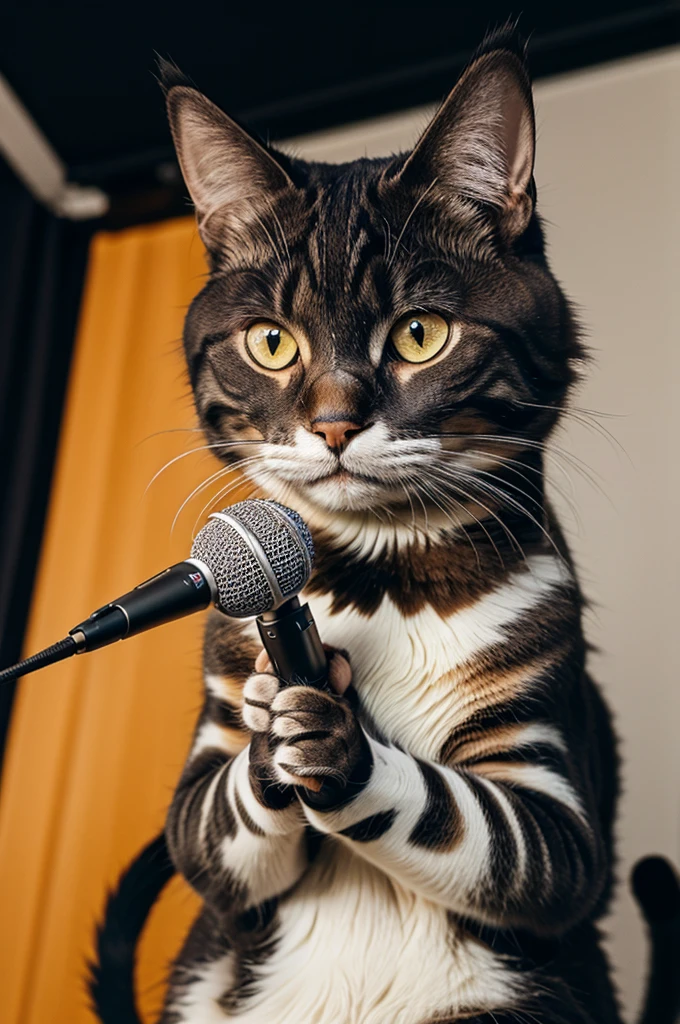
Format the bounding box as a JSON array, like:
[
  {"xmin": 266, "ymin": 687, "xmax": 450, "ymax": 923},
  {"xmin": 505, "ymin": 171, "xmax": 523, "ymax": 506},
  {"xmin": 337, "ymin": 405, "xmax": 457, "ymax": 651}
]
[{"xmin": 0, "ymin": 72, "xmax": 108, "ymax": 220}]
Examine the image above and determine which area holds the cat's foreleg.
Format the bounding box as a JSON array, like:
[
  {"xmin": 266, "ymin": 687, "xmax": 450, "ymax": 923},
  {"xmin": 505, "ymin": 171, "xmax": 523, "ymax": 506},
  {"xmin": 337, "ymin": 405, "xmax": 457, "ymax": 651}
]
[
  {"xmin": 165, "ymin": 661, "xmax": 309, "ymax": 917},
  {"xmin": 264, "ymin": 677, "xmax": 606, "ymax": 937},
  {"xmin": 302, "ymin": 734, "xmax": 605, "ymax": 935}
]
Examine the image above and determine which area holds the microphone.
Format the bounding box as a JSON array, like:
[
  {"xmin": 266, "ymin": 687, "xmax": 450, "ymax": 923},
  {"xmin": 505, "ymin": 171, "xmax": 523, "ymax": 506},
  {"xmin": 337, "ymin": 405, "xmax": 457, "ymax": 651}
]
[{"xmin": 0, "ymin": 500, "xmax": 327, "ymax": 688}]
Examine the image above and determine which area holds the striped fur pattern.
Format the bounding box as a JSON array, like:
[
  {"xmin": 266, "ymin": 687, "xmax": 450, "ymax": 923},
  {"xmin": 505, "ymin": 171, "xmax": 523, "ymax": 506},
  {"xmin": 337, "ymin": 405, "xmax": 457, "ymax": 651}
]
[{"xmin": 158, "ymin": 28, "xmax": 621, "ymax": 1024}]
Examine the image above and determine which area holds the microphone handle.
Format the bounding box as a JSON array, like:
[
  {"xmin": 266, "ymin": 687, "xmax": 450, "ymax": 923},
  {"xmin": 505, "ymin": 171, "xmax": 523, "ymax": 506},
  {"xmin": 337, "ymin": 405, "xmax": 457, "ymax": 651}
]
[
  {"xmin": 70, "ymin": 560, "xmax": 215, "ymax": 652},
  {"xmin": 256, "ymin": 598, "xmax": 328, "ymax": 689}
]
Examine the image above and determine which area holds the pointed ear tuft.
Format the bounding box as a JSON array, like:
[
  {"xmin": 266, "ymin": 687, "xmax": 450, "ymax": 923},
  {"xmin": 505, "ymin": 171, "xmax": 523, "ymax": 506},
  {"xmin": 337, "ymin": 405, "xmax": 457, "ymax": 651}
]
[
  {"xmin": 163, "ymin": 80, "xmax": 295, "ymax": 253},
  {"xmin": 155, "ymin": 56, "xmax": 194, "ymax": 95},
  {"xmin": 471, "ymin": 20, "xmax": 529, "ymax": 65},
  {"xmin": 398, "ymin": 37, "xmax": 536, "ymax": 238}
]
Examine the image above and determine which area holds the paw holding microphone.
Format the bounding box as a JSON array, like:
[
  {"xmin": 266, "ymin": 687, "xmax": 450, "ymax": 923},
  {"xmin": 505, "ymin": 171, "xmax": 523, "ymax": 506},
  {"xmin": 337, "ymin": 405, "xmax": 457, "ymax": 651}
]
[
  {"xmin": 0, "ymin": 498, "xmax": 370, "ymax": 807},
  {"xmin": 243, "ymin": 644, "xmax": 370, "ymax": 808}
]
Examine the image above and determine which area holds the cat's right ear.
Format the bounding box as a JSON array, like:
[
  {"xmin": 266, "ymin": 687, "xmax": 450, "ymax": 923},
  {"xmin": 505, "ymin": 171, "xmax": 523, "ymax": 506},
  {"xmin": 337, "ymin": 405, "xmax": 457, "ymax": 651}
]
[{"xmin": 160, "ymin": 61, "xmax": 295, "ymax": 252}]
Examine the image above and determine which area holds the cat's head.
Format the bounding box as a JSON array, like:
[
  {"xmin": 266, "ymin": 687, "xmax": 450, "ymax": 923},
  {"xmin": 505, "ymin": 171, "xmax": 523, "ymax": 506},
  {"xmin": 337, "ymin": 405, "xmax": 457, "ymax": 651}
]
[{"xmin": 163, "ymin": 30, "xmax": 582, "ymax": 532}]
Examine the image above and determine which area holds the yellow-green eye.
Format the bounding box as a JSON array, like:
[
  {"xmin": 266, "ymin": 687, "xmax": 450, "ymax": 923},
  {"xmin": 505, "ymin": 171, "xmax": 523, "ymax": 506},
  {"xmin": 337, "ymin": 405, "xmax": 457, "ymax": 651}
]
[
  {"xmin": 245, "ymin": 322, "xmax": 299, "ymax": 370},
  {"xmin": 390, "ymin": 312, "xmax": 450, "ymax": 363}
]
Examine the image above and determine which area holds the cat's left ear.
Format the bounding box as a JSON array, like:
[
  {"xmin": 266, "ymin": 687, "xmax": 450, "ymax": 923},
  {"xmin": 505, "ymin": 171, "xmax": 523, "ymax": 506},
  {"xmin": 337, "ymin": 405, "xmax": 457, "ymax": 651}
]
[{"xmin": 394, "ymin": 41, "xmax": 536, "ymax": 238}]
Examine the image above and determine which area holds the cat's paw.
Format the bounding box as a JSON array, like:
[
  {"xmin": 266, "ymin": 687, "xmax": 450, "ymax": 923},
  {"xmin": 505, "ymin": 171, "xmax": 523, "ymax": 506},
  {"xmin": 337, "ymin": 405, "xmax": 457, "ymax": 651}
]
[
  {"xmin": 269, "ymin": 685, "xmax": 371, "ymax": 804},
  {"xmin": 243, "ymin": 647, "xmax": 364, "ymax": 804},
  {"xmin": 242, "ymin": 646, "xmax": 352, "ymax": 734}
]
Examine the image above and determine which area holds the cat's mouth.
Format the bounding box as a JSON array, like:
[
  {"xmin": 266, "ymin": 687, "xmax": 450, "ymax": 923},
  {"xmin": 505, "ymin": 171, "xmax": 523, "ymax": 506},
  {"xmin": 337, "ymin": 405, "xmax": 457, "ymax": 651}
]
[
  {"xmin": 296, "ymin": 462, "xmax": 412, "ymax": 513},
  {"xmin": 250, "ymin": 426, "xmax": 443, "ymax": 513},
  {"xmin": 326, "ymin": 468, "xmax": 353, "ymax": 483},
  {"xmin": 309, "ymin": 466, "xmax": 386, "ymax": 487}
]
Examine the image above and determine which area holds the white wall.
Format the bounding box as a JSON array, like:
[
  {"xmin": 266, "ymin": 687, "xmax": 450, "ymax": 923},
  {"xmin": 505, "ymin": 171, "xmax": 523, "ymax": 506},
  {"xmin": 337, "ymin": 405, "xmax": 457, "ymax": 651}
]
[{"xmin": 284, "ymin": 47, "xmax": 680, "ymax": 1021}]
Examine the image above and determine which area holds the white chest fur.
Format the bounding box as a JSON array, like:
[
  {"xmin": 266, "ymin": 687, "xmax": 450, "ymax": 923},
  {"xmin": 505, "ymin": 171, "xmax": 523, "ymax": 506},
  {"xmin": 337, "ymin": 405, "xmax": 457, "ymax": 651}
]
[
  {"xmin": 233, "ymin": 847, "xmax": 517, "ymax": 1024},
  {"xmin": 216, "ymin": 553, "xmax": 565, "ymax": 1023},
  {"xmin": 303, "ymin": 552, "xmax": 566, "ymax": 760}
]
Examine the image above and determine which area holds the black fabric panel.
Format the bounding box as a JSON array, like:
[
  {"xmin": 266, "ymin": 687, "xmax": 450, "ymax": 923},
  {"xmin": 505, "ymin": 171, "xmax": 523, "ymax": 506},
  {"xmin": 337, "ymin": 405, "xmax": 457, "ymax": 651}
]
[{"xmin": 0, "ymin": 158, "xmax": 94, "ymax": 772}]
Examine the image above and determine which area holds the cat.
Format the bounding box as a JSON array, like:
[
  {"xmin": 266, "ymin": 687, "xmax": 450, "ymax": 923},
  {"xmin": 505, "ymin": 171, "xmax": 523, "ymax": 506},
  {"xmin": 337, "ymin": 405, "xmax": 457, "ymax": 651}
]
[{"xmin": 90, "ymin": 28, "xmax": 680, "ymax": 1024}]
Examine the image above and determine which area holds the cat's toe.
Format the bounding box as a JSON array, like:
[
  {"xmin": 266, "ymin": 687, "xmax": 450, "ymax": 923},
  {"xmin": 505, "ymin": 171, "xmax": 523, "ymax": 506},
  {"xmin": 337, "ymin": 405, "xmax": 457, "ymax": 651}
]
[
  {"xmin": 273, "ymin": 744, "xmax": 306, "ymax": 785},
  {"xmin": 271, "ymin": 709, "xmax": 324, "ymax": 738},
  {"xmin": 242, "ymin": 672, "xmax": 279, "ymax": 731}
]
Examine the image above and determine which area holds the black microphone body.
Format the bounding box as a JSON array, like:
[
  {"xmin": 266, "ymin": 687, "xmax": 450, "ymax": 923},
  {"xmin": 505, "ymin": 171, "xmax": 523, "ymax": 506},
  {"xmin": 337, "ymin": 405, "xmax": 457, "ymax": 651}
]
[
  {"xmin": 69, "ymin": 561, "xmax": 215, "ymax": 652},
  {"xmin": 70, "ymin": 562, "xmax": 328, "ymax": 689}
]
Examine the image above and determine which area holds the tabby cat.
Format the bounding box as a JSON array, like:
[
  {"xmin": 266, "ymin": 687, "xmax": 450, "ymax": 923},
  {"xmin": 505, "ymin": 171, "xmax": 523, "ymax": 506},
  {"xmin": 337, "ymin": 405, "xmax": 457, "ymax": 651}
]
[{"xmin": 90, "ymin": 30, "xmax": 679, "ymax": 1024}]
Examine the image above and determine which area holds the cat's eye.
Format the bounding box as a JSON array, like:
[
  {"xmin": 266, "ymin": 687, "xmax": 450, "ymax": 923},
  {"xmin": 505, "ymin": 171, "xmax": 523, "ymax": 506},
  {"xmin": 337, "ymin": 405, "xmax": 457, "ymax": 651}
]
[
  {"xmin": 390, "ymin": 312, "xmax": 450, "ymax": 364},
  {"xmin": 245, "ymin": 322, "xmax": 299, "ymax": 370}
]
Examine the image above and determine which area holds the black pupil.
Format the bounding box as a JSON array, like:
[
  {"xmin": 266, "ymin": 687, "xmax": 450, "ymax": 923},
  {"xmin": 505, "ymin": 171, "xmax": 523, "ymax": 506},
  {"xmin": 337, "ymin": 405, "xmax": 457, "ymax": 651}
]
[
  {"xmin": 409, "ymin": 320, "xmax": 425, "ymax": 347},
  {"xmin": 266, "ymin": 329, "xmax": 281, "ymax": 356}
]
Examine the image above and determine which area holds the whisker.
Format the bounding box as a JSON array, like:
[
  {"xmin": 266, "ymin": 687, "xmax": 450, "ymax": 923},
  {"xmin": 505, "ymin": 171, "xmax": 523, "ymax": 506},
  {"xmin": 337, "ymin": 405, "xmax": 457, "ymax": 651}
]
[
  {"xmin": 429, "ymin": 472, "xmax": 506, "ymax": 569},
  {"xmin": 144, "ymin": 440, "xmax": 261, "ymax": 496},
  {"xmin": 400, "ymin": 482, "xmax": 418, "ymax": 540},
  {"xmin": 457, "ymin": 463, "xmax": 545, "ymax": 516},
  {"xmin": 171, "ymin": 454, "xmax": 266, "ymax": 534},
  {"xmin": 436, "ymin": 448, "xmax": 545, "ymax": 503},
  {"xmin": 457, "ymin": 446, "xmax": 582, "ymax": 524},
  {"xmin": 416, "ymin": 476, "xmax": 482, "ymax": 572},
  {"xmin": 422, "ymin": 467, "xmax": 524, "ymax": 566},
  {"xmin": 447, "ymin": 469, "xmax": 567, "ymax": 567},
  {"xmin": 436, "ymin": 429, "xmax": 587, "ymax": 468},
  {"xmin": 136, "ymin": 426, "xmax": 205, "ymax": 446},
  {"xmin": 516, "ymin": 399, "xmax": 630, "ymax": 461},
  {"xmin": 410, "ymin": 485, "xmax": 430, "ymax": 533},
  {"xmin": 462, "ymin": 446, "xmax": 574, "ymax": 500},
  {"xmin": 439, "ymin": 439, "xmax": 579, "ymax": 506},
  {"xmin": 172, "ymin": 466, "xmax": 234, "ymax": 534},
  {"xmin": 191, "ymin": 471, "xmax": 264, "ymax": 538},
  {"xmin": 433, "ymin": 430, "xmax": 611, "ymax": 502}
]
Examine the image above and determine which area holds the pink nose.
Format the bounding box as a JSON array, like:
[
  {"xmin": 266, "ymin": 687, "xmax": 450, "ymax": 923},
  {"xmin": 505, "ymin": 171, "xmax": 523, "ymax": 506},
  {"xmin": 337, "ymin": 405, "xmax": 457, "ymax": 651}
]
[{"xmin": 312, "ymin": 420, "xmax": 364, "ymax": 452}]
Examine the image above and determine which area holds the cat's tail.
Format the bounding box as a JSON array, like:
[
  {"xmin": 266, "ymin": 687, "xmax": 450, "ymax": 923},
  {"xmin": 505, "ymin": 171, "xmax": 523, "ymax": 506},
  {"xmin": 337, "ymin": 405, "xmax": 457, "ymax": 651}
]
[
  {"xmin": 632, "ymin": 855, "xmax": 680, "ymax": 1024},
  {"xmin": 88, "ymin": 831, "xmax": 175, "ymax": 1024}
]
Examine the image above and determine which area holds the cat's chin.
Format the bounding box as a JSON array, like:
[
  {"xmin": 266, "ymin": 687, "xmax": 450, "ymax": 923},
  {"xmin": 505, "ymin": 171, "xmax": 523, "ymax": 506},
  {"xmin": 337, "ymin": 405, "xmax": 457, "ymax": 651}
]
[
  {"xmin": 299, "ymin": 473, "xmax": 396, "ymax": 513},
  {"xmin": 258, "ymin": 469, "xmax": 403, "ymax": 516}
]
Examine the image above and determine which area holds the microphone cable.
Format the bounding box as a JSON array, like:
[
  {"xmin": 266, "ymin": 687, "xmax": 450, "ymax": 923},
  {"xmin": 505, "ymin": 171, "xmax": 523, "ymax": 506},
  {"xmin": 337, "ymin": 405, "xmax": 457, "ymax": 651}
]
[{"xmin": 0, "ymin": 636, "xmax": 79, "ymax": 684}]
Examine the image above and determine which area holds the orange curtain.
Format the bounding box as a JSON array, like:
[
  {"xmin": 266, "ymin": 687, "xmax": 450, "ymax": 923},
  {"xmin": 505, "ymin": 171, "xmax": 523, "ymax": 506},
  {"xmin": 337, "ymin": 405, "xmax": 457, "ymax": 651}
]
[{"xmin": 0, "ymin": 218, "xmax": 244, "ymax": 1024}]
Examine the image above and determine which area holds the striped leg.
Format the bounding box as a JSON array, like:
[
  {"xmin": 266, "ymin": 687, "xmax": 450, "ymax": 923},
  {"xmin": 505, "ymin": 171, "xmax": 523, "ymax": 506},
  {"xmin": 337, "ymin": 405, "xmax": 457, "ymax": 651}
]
[
  {"xmin": 165, "ymin": 648, "xmax": 309, "ymax": 915},
  {"xmin": 261, "ymin": 676, "xmax": 605, "ymax": 935},
  {"xmin": 300, "ymin": 733, "xmax": 605, "ymax": 935},
  {"xmin": 166, "ymin": 740, "xmax": 308, "ymax": 915}
]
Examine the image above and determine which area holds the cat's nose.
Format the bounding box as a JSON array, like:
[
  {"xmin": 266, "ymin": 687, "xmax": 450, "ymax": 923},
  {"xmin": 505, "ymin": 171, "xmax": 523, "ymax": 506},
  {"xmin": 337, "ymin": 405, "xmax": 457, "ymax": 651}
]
[{"xmin": 311, "ymin": 420, "xmax": 366, "ymax": 453}]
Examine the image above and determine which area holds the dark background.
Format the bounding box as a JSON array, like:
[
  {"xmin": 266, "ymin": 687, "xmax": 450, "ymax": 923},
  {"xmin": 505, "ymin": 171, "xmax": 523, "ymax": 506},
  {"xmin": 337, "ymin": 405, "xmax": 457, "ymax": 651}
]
[{"xmin": 1, "ymin": 2, "xmax": 677, "ymax": 225}]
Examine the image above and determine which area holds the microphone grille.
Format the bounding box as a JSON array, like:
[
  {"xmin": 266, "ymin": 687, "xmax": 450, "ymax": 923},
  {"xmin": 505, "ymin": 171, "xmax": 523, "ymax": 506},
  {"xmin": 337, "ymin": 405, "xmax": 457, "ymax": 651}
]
[{"xmin": 190, "ymin": 499, "xmax": 314, "ymax": 617}]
